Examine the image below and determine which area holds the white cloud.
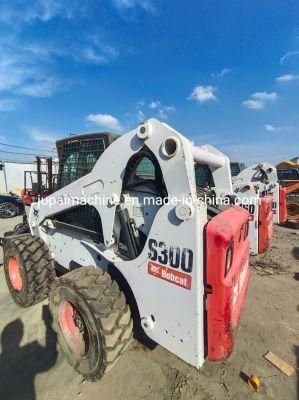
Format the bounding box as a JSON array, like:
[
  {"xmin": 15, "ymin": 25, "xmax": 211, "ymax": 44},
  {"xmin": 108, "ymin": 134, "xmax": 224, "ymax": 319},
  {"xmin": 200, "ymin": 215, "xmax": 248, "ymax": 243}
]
[
  {"xmin": 264, "ymin": 124, "xmax": 295, "ymax": 132},
  {"xmin": 26, "ymin": 127, "xmax": 59, "ymax": 146},
  {"xmin": 0, "ymin": 41, "xmax": 63, "ymax": 98},
  {"xmin": 0, "ymin": 5, "xmax": 118, "ymax": 103},
  {"xmin": 77, "ymin": 47, "xmax": 108, "ymax": 64},
  {"xmin": 124, "ymin": 99, "xmax": 175, "ymax": 127},
  {"xmin": 0, "ymin": 98, "xmax": 18, "ymax": 111},
  {"xmin": 0, "ymin": 53, "xmax": 29, "ymax": 91},
  {"xmin": 0, "ymin": 36, "xmax": 117, "ymax": 100},
  {"xmin": 18, "ymin": 77, "xmax": 61, "ymax": 97},
  {"xmin": 137, "ymin": 109, "xmax": 145, "ymax": 121},
  {"xmin": 188, "ymin": 85, "xmax": 217, "ymax": 104},
  {"xmin": 275, "ymin": 74, "xmax": 299, "ymax": 82},
  {"xmin": 242, "ymin": 92, "xmax": 278, "ymax": 110},
  {"xmin": 113, "ymin": 0, "xmax": 155, "ymax": 13},
  {"xmin": 211, "ymin": 68, "xmax": 231, "ymax": 78},
  {"xmin": 86, "ymin": 114, "xmax": 122, "ymax": 131},
  {"xmin": 280, "ymin": 50, "xmax": 299, "ymax": 64},
  {"xmin": 21, "ymin": 36, "xmax": 118, "ymax": 66},
  {"xmin": 147, "ymin": 100, "xmax": 175, "ymax": 120},
  {"xmin": 148, "ymin": 100, "xmax": 161, "ymax": 109},
  {"xmin": 77, "ymin": 42, "xmax": 118, "ymax": 64},
  {"xmin": 135, "ymin": 101, "xmax": 146, "ymax": 122},
  {"xmin": 242, "ymin": 99, "xmax": 264, "ymax": 110},
  {"xmin": 0, "ymin": 0, "xmax": 80, "ymax": 24},
  {"xmin": 158, "ymin": 105, "xmax": 175, "ymax": 120},
  {"xmin": 264, "ymin": 124, "xmax": 277, "ymax": 132}
]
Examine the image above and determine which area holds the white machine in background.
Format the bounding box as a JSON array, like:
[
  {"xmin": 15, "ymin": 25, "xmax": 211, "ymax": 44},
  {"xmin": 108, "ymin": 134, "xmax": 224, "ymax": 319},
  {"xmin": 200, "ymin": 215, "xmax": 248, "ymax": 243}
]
[
  {"xmin": 232, "ymin": 162, "xmax": 287, "ymax": 225},
  {"xmin": 195, "ymin": 157, "xmax": 274, "ymax": 256},
  {"xmin": 232, "ymin": 182, "xmax": 273, "ymax": 255}
]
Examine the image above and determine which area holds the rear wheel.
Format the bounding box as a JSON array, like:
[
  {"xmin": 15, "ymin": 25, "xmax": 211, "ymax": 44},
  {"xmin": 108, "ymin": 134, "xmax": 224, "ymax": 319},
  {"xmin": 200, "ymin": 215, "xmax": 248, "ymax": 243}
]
[
  {"xmin": 4, "ymin": 236, "xmax": 56, "ymax": 307},
  {"xmin": 0, "ymin": 202, "xmax": 18, "ymax": 218},
  {"xmin": 49, "ymin": 266, "xmax": 133, "ymax": 381}
]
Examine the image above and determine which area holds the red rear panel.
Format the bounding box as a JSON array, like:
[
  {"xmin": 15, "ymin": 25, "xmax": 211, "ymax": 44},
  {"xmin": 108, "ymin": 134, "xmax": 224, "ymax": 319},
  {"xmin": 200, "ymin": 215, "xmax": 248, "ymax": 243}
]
[
  {"xmin": 206, "ymin": 206, "xmax": 250, "ymax": 361},
  {"xmin": 279, "ymin": 187, "xmax": 287, "ymax": 223},
  {"xmin": 258, "ymin": 195, "xmax": 273, "ymax": 254}
]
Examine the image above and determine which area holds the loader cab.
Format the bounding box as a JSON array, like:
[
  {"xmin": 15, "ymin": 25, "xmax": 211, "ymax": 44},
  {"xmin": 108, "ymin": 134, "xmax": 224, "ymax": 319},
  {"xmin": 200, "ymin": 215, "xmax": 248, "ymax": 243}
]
[
  {"xmin": 46, "ymin": 132, "xmax": 120, "ymax": 248},
  {"xmin": 56, "ymin": 132, "xmax": 120, "ymax": 189},
  {"xmin": 194, "ymin": 163, "xmax": 217, "ymax": 206},
  {"xmin": 122, "ymin": 150, "xmax": 167, "ymax": 198},
  {"xmin": 230, "ymin": 162, "xmax": 245, "ymax": 177},
  {"xmin": 195, "ymin": 163, "xmax": 215, "ymax": 188},
  {"xmin": 116, "ymin": 149, "xmax": 168, "ymax": 259}
]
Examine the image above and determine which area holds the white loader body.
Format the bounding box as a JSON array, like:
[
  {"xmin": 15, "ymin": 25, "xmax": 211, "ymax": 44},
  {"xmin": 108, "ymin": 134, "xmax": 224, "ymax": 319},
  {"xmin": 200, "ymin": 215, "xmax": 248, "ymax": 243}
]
[{"xmin": 27, "ymin": 119, "xmax": 250, "ymax": 369}]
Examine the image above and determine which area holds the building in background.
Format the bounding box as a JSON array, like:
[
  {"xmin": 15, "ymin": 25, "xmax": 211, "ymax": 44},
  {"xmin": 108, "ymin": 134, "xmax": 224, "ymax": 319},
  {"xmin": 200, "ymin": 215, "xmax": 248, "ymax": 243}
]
[{"xmin": 0, "ymin": 159, "xmax": 58, "ymax": 194}]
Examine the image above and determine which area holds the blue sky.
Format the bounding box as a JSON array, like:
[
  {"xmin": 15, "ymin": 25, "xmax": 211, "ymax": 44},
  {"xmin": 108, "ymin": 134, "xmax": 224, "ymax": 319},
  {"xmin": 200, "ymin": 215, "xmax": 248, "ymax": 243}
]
[{"xmin": 0, "ymin": 0, "xmax": 298, "ymax": 165}]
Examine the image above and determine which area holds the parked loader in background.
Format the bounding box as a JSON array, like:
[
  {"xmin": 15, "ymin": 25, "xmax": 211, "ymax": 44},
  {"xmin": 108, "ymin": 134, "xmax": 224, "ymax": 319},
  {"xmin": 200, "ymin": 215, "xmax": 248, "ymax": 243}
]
[
  {"xmin": 195, "ymin": 159, "xmax": 274, "ymax": 256},
  {"xmin": 232, "ymin": 162, "xmax": 287, "ymax": 225},
  {"xmin": 3, "ymin": 119, "xmax": 251, "ymax": 381},
  {"xmin": 276, "ymin": 158, "xmax": 299, "ymax": 226}
]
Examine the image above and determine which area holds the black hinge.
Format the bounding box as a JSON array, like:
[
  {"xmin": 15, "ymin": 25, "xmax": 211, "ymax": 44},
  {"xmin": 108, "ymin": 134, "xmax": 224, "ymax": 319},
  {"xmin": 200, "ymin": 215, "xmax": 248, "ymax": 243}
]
[{"xmin": 205, "ymin": 284, "xmax": 213, "ymax": 294}]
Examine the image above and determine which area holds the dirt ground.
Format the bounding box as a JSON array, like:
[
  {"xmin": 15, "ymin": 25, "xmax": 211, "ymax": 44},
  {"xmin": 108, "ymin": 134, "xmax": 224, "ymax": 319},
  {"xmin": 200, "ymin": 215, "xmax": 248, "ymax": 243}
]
[{"xmin": 0, "ymin": 216, "xmax": 298, "ymax": 400}]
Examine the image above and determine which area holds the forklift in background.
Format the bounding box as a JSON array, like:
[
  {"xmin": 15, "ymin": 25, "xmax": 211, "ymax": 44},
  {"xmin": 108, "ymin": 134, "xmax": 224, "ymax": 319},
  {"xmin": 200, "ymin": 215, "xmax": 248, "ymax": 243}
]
[{"xmin": 22, "ymin": 156, "xmax": 57, "ymax": 205}]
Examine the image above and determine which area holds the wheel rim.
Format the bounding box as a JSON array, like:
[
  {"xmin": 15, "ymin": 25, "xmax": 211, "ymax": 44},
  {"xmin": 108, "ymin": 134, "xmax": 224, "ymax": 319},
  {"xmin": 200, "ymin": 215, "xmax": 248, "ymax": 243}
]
[
  {"xmin": 0, "ymin": 202, "xmax": 17, "ymax": 218},
  {"xmin": 59, "ymin": 300, "xmax": 90, "ymax": 356},
  {"xmin": 8, "ymin": 257, "xmax": 23, "ymax": 291}
]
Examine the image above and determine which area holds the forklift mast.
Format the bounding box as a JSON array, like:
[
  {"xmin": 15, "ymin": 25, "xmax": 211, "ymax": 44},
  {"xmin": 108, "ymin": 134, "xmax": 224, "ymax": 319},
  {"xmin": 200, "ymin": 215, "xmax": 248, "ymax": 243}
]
[{"xmin": 22, "ymin": 156, "xmax": 57, "ymax": 205}]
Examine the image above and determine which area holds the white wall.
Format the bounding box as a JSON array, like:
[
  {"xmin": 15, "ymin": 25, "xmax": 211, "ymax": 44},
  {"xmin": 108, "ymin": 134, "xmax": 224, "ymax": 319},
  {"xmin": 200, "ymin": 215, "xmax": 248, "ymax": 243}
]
[{"xmin": 0, "ymin": 162, "xmax": 36, "ymax": 194}]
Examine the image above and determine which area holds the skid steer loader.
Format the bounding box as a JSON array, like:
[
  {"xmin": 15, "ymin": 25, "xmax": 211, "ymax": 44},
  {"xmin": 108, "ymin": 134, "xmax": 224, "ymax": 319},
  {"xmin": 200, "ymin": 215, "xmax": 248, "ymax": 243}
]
[
  {"xmin": 229, "ymin": 162, "xmax": 284, "ymax": 255},
  {"xmin": 232, "ymin": 162, "xmax": 287, "ymax": 225},
  {"xmin": 3, "ymin": 119, "xmax": 250, "ymax": 381},
  {"xmin": 194, "ymin": 158, "xmax": 274, "ymax": 256}
]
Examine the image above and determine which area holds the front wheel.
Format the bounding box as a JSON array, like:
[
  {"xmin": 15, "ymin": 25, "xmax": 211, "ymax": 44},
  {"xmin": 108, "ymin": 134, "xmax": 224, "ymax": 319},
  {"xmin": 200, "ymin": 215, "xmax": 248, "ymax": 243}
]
[
  {"xmin": 0, "ymin": 202, "xmax": 18, "ymax": 218},
  {"xmin": 4, "ymin": 236, "xmax": 56, "ymax": 307},
  {"xmin": 49, "ymin": 266, "xmax": 133, "ymax": 381}
]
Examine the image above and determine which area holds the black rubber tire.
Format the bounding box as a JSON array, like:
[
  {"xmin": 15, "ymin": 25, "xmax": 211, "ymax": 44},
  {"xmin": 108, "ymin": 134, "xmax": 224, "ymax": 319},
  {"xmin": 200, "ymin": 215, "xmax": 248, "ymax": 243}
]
[
  {"xmin": 4, "ymin": 236, "xmax": 56, "ymax": 307},
  {"xmin": 49, "ymin": 266, "xmax": 133, "ymax": 381},
  {"xmin": 0, "ymin": 202, "xmax": 18, "ymax": 218}
]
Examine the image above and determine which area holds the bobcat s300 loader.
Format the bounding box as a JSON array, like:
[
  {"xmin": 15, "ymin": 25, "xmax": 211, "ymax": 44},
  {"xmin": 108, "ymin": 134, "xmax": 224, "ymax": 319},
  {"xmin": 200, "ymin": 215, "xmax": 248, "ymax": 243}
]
[{"xmin": 3, "ymin": 119, "xmax": 250, "ymax": 380}]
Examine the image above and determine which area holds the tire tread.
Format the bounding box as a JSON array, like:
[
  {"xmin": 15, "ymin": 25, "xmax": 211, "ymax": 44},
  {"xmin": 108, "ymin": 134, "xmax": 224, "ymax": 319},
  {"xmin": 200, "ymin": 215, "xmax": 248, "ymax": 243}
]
[
  {"xmin": 50, "ymin": 266, "xmax": 133, "ymax": 380},
  {"xmin": 4, "ymin": 236, "xmax": 56, "ymax": 307}
]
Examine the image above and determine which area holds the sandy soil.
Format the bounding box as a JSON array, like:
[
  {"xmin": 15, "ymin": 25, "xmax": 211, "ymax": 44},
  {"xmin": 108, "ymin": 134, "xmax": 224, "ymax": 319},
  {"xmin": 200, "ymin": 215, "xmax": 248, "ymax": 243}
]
[{"xmin": 0, "ymin": 216, "xmax": 298, "ymax": 400}]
